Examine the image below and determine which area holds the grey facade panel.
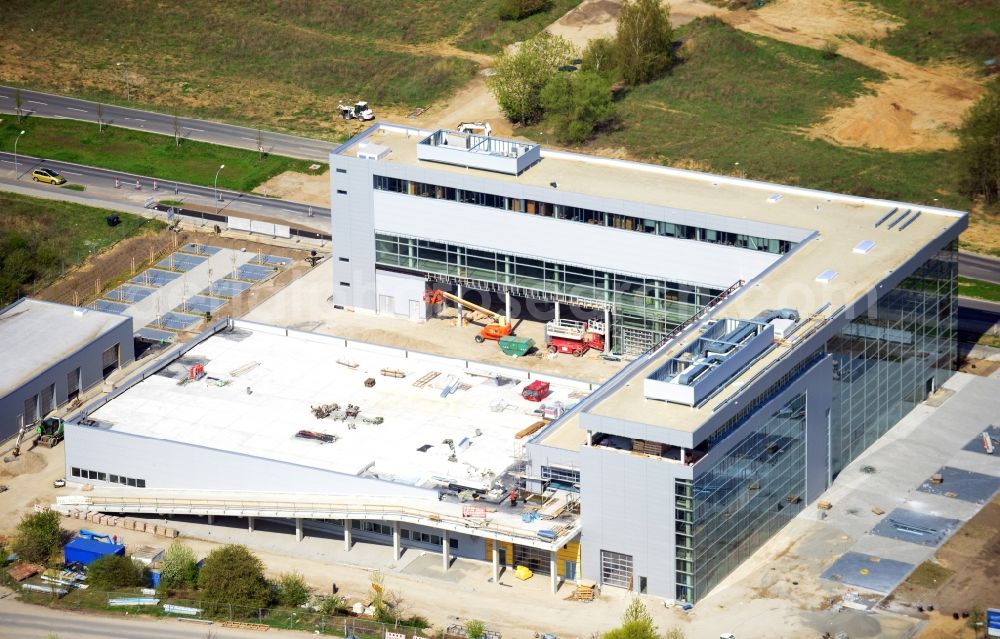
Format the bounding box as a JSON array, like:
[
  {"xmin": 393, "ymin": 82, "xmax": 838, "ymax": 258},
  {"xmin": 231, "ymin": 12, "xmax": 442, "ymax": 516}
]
[
  {"xmin": 1, "ymin": 318, "xmax": 133, "ymax": 441},
  {"xmin": 65, "ymin": 423, "xmax": 432, "ymax": 499}
]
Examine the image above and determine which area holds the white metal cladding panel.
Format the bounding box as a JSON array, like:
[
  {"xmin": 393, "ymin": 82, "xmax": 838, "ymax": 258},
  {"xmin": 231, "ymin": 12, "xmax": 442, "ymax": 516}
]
[
  {"xmin": 372, "ymin": 192, "xmax": 779, "ymax": 289},
  {"xmin": 64, "ymin": 423, "xmax": 433, "ymax": 498},
  {"xmin": 579, "ymin": 446, "xmax": 678, "ymax": 596},
  {"xmin": 228, "ymin": 217, "xmax": 252, "ymax": 232},
  {"xmin": 375, "ymin": 270, "xmax": 427, "ymax": 316}
]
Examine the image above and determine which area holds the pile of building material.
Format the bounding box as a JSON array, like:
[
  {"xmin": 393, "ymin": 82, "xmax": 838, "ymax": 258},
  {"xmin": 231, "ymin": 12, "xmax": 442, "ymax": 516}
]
[
  {"xmin": 572, "ymin": 579, "xmax": 597, "ymax": 602},
  {"xmin": 66, "ymin": 511, "xmax": 179, "ymax": 538},
  {"xmin": 311, "ymin": 403, "xmax": 340, "ymax": 419},
  {"xmin": 7, "ymin": 563, "xmax": 42, "ymax": 582}
]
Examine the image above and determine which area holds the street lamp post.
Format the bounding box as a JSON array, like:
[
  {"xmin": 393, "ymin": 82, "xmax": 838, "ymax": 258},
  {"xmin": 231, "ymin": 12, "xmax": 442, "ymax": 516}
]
[
  {"xmin": 13, "ymin": 130, "xmax": 26, "ymax": 180},
  {"xmin": 214, "ymin": 164, "xmax": 225, "ymax": 211},
  {"xmin": 116, "ymin": 62, "xmax": 131, "ymax": 101}
]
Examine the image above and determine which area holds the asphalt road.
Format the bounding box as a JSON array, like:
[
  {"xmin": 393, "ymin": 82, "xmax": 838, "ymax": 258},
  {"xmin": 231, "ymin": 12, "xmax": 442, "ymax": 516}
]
[
  {"xmin": 0, "ymin": 594, "xmax": 311, "ymax": 639},
  {"xmin": 959, "ymin": 252, "xmax": 1000, "ymax": 283},
  {"xmin": 0, "ymin": 85, "xmax": 337, "ymax": 162},
  {"xmin": 0, "ymin": 151, "xmax": 330, "ymax": 228}
]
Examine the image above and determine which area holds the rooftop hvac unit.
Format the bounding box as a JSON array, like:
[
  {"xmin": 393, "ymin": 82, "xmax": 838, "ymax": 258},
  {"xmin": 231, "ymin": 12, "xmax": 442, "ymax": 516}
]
[{"xmin": 357, "ymin": 141, "xmax": 391, "ymax": 161}]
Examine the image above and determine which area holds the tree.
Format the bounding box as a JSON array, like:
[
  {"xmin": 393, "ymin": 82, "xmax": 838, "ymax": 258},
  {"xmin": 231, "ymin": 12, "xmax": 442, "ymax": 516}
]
[
  {"xmin": 159, "ymin": 540, "xmax": 198, "ymax": 591},
  {"xmin": 173, "ymin": 112, "xmax": 182, "ymax": 147},
  {"xmin": 14, "ymin": 88, "xmax": 23, "ymax": 124},
  {"xmin": 958, "ymin": 78, "xmax": 1000, "ymax": 204},
  {"xmin": 86, "ymin": 554, "xmax": 147, "ymax": 590},
  {"xmin": 96, "ymin": 102, "xmax": 104, "ymax": 133},
  {"xmin": 276, "ymin": 571, "xmax": 310, "ymax": 608},
  {"xmin": 198, "ymin": 545, "xmax": 272, "ymax": 612},
  {"xmin": 488, "ymin": 32, "xmax": 576, "ymax": 124},
  {"xmin": 466, "ymin": 620, "xmax": 486, "ymax": 639},
  {"xmin": 12, "ymin": 510, "xmax": 63, "ymax": 565},
  {"xmin": 541, "ymin": 71, "xmax": 615, "ymax": 144},
  {"xmin": 603, "ymin": 598, "xmax": 659, "ymax": 639},
  {"xmin": 615, "ymin": 0, "xmax": 674, "ymax": 85},
  {"xmin": 581, "ymin": 37, "xmax": 619, "ymax": 78}
]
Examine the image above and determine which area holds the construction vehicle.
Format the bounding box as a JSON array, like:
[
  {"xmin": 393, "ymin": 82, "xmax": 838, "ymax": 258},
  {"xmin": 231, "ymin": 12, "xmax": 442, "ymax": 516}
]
[
  {"xmin": 339, "ymin": 101, "xmax": 374, "ymax": 121},
  {"xmin": 457, "ymin": 121, "xmax": 492, "ymax": 137},
  {"xmin": 544, "ymin": 319, "xmax": 605, "ymax": 357},
  {"xmin": 10, "ymin": 419, "xmax": 33, "ymax": 458},
  {"xmin": 521, "ymin": 380, "xmax": 551, "ymax": 402},
  {"xmin": 424, "ymin": 289, "xmax": 513, "ymax": 343},
  {"xmin": 36, "ymin": 418, "xmax": 65, "ymax": 448}
]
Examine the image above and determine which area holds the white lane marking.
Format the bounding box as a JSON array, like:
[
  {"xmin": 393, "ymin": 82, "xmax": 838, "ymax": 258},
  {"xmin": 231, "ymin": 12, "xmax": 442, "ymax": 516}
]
[
  {"xmin": 187, "ymin": 127, "xmax": 204, "ymax": 132},
  {"xmin": 124, "ymin": 117, "xmax": 147, "ymax": 122},
  {"xmin": 281, "ymin": 209, "xmax": 299, "ymax": 213},
  {"xmin": 61, "ymin": 171, "xmax": 83, "ymax": 176},
  {"xmin": 0, "ymin": 159, "xmax": 12, "ymax": 163},
  {"xmin": 240, "ymin": 136, "xmax": 256, "ymax": 141},
  {"xmin": 27, "ymin": 100, "xmax": 48, "ymax": 105},
  {"xmin": 67, "ymin": 107, "xmax": 87, "ymax": 113},
  {"xmin": 0, "ymin": 95, "xmax": 8, "ymax": 99}
]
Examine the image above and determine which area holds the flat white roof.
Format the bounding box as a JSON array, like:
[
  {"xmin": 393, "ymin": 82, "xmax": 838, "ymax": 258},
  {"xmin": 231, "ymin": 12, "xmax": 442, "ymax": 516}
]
[
  {"xmin": 87, "ymin": 324, "xmax": 588, "ymax": 490},
  {"xmin": 0, "ymin": 298, "xmax": 130, "ymax": 395}
]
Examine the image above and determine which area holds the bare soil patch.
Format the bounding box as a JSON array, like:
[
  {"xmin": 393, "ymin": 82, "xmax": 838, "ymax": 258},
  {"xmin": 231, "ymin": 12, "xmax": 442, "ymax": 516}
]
[
  {"xmin": 724, "ymin": 0, "xmax": 983, "ymax": 152},
  {"xmin": 959, "ymin": 358, "xmax": 1000, "ymax": 377},
  {"xmin": 0, "ymin": 450, "xmax": 47, "ymax": 479},
  {"xmin": 891, "ymin": 495, "xmax": 1000, "ymax": 628},
  {"xmin": 254, "ymin": 171, "xmax": 331, "ymax": 207}
]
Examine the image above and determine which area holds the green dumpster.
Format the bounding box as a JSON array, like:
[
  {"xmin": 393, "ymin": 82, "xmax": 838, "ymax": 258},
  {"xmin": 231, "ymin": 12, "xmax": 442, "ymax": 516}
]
[{"xmin": 499, "ymin": 336, "xmax": 535, "ymax": 357}]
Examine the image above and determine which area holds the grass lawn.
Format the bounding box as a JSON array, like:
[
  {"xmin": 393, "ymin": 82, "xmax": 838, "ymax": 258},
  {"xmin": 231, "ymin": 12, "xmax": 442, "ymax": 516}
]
[
  {"xmin": 0, "ymin": 191, "xmax": 164, "ymax": 306},
  {"xmin": 0, "ymin": 1, "xmax": 570, "ymax": 136},
  {"xmin": 958, "ymin": 276, "xmax": 1000, "ymax": 303},
  {"xmin": 1, "ymin": 117, "xmax": 321, "ymax": 193},
  {"xmin": 533, "ymin": 18, "xmax": 966, "ymax": 209},
  {"xmin": 851, "ymin": 0, "xmax": 1000, "ymax": 68},
  {"xmin": 904, "ymin": 561, "xmax": 954, "ymax": 590},
  {"xmin": 457, "ymin": 0, "xmax": 584, "ymax": 54}
]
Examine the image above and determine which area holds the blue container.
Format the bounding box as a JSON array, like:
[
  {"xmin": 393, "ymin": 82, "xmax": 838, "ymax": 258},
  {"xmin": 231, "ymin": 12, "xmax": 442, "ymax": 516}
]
[
  {"xmin": 64, "ymin": 537, "xmax": 126, "ymax": 566},
  {"xmin": 150, "ymin": 570, "xmax": 161, "ymax": 588}
]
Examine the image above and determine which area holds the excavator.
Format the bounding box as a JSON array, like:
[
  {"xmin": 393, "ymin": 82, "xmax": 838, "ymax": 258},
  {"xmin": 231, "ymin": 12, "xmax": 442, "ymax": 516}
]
[
  {"xmin": 424, "ymin": 289, "xmax": 512, "ymax": 343},
  {"xmin": 9, "ymin": 417, "xmax": 64, "ymax": 458}
]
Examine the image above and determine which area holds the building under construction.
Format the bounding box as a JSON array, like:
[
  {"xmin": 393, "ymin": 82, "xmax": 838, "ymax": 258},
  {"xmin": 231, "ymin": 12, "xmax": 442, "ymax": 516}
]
[{"xmin": 58, "ymin": 125, "xmax": 964, "ymax": 603}]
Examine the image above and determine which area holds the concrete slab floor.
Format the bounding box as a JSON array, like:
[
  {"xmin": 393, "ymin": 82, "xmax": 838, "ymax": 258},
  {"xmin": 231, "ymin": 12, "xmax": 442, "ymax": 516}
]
[
  {"xmin": 917, "ymin": 466, "xmax": 1000, "ymax": 504},
  {"xmin": 820, "ymin": 552, "xmax": 915, "ymax": 595}
]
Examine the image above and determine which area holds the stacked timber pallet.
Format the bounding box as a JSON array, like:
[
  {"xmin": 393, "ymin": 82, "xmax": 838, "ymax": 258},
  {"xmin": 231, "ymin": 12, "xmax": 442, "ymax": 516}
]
[
  {"xmin": 66, "ymin": 510, "xmax": 179, "ymax": 538},
  {"xmin": 572, "ymin": 579, "xmax": 597, "ymax": 602}
]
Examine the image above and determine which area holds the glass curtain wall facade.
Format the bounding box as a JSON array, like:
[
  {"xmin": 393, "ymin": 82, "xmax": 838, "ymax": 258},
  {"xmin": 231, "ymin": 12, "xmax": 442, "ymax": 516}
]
[
  {"xmin": 827, "ymin": 246, "xmax": 958, "ymax": 477},
  {"xmin": 375, "ymin": 232, "xmax": 724, "ymax": 354},
  {"xmin": 677, "ymin": 393, "xmax": 808, "ymax": 602}
]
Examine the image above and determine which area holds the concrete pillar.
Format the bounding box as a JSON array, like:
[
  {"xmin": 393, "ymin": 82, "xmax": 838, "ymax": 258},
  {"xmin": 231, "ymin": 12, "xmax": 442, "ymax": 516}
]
[
  {"xmin": 492, "ymin": 542, "xmax": 500, "ymax": 583},
  {"xmin": 247, "ymin": 516, "xmax": 254, "ymax": 532},
  {"xmin": 295, "ymin": 517, "xmax": 304, "ymax": 542},
  {"xmin": 680, "ymin": 447, "xmax": 687, "ymax": 464},
  {"xmin": 207, "ymin": 514, "xmax": 214, "ymax": 525},
  {"xmin": 442, "ymin": 531, "xmax": 450, "ymax": 571},
  {"xmin": 604, "ymin": 308, "xmax": 611, "ymax": 353},
  {"xmin": 392, "ymin": 521, "xmax": 401, "ymax": 561},
  {"xmin": 344, "ymin": 519, "xmax": 352, "ymax": 551},
  {"xmin": 550, "ymin": 550, "xmax": 559, "ymax": 594},
  {"xmin": 505, "ymin": 290, "xmax": 511, "ymax": 322},
  {"xmin": 456, "ymin": 285, "xmax": 463, "ymax": 327},
  {"xmin": 554, "ymin": 301, "xmax": 560, "ymax": 322}
]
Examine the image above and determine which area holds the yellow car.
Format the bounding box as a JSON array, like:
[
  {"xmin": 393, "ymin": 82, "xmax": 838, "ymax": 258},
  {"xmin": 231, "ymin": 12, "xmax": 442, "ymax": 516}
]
[{"xmin": 31, "ymin": 168, "xmax": 67, "ymax": 185}]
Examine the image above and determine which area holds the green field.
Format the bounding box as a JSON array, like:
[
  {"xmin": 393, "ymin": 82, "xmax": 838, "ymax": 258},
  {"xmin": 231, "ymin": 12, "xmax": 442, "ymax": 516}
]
[
  {"xmin": 0, "ymin": 1, "xmax": 573, "ymax": 135},
  {"xmin": 0, "ymin": 191, "xmax": 163, "ymax": 306},
  {"xmin": 457, "ymin": 0, "xmax": 584, "ymax": 53},
  {"xmin": 1, "ymin": 117, "xmax": 321, "ymax": 192},
  {"xmin": 531, "ymin": 18, "xmax": 964, "ymax": 209},
  {"xmin": 852, "ymin": 0, "xmax": 1000, "ymax": 67},
  {"xmin": 958, "ymin": 276, "xmax": 1000, "ymax": 303}
]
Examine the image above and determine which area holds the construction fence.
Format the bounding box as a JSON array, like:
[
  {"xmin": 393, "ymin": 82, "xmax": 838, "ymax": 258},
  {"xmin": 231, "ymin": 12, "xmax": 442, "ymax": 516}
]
[{"xmin": 14, "ymin": 585, "xmax": 429, "ymax": 639}]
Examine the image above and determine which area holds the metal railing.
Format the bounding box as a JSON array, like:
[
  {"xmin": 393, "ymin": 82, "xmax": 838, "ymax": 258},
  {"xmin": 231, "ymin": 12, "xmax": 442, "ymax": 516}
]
[{"xmin": 71, "ymin": 495, "xmax": 580, "ymax": 548}]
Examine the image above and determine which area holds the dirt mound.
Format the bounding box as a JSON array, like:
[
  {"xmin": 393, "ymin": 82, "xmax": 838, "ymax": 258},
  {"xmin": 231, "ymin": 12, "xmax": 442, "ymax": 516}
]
[{"xmin": 0, "ymin": 450, "xmax": 48, "ymax": 479}]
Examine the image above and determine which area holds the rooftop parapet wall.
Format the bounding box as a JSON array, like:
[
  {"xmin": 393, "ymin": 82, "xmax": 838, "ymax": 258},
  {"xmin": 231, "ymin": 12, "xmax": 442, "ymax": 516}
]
[{"xmin": 416, "ymin": 130, "xmax": 541, "ymax": 175}]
